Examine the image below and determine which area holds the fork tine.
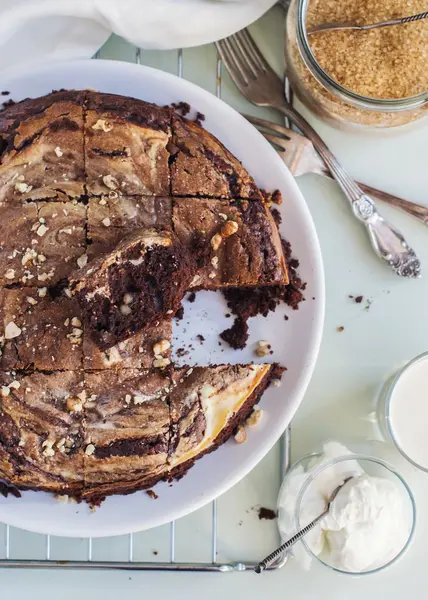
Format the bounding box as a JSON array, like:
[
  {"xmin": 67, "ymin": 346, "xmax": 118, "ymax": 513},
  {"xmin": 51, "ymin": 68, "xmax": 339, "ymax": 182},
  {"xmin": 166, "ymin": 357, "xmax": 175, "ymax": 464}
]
[
  {"xmin": 259, "ymin": 131, "xmax": 288, "ymax": 153},
  {"xmin": 216, "ymin": 39, "xmax": 249, "ymax": 87},
  {"xmin": 233, "ymin": 31, "xmax": 260, "ymax": 78},
  {"xmin": 243, "ymin": 114, "xmax": 291, "ymax": 140},
  {"xmin": 240, "ymin": 29, "xmax": 271, "ymax": 73}
]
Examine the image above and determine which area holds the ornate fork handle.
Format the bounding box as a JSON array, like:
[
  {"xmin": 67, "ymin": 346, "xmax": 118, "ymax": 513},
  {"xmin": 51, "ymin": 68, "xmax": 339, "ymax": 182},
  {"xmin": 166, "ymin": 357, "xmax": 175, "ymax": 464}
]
[{"xmin": 273, "ymin": 103, "xmax": 421, "ymax": 278}]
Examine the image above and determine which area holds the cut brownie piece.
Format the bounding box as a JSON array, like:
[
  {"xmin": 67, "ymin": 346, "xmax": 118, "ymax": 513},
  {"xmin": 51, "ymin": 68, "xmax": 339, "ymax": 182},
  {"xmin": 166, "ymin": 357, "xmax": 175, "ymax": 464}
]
[
  {"xmin": 0, "ymin": 287, "xmax": 83, "ymax": 371},
  {"xmin": 84, "ymin": 92, "xmax": 172, "ymax": 196},
  {"xmin": 83, "ymin": 369, "xmax": 171, "ymax": 501},
  {"xmin": 70, "ymin": 229, "xmax": 196, "ymax": 349},
  {"xmin": 87, "ymin": 195, "xmax": 172, "ymax": 258},
  {"xmin": 169, "ymin": 115, "xmax": 262, "ymax": 199},
  {"xmin": 83, "ymin": 318, "xmax": 172, "ymax": 370},
  {"xmin": 172, "ymin": 197, "xmax": 288, "ymax": 288},
  {"xmin": 0, "ymin": 91, "xmax": 85, "ymax": 203},
  {"xmin": 168, "ymin": 364, "xmax": 278, "ymax": 471},
  {"xmin": 0, "ymin": 201, "xmax": 86, "ymax": 286},
  {"xmin": 0, "ymin": 370, "xmax": 85, "ymax": 496}
]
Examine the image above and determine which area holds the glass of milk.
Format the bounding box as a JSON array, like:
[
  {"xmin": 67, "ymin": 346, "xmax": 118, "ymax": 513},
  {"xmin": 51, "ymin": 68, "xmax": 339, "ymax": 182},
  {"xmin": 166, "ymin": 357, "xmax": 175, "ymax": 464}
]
[{"xmin": 380, "ymin": 351, "xmax": 428, "ymax": 472}]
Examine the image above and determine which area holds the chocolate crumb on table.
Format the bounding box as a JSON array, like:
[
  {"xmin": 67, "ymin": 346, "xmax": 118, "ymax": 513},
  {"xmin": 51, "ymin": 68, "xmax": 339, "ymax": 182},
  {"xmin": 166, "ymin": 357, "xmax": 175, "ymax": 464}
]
[
  {"xmin": 1, "ymin": 91, "xmax": 10, "ymax": 96},
  {"xmin": 146, "ymin": 490, "xmax": 159, "ymax": 500},
  {"xmin": 355, "ymin": 295, "xmax": 364, "ymax": 304},
  {"xmin": 258, "ymin": 507, "xmax": 277, "ymax": 520},
  {"xmin": 187, "ymin": 292, "xmax": 197, "ymax": 303},
  {"xmin": 337, "ymin": 326, "xmax": 345, "ymax": 332},
  {"xmin": 196, "ymin": 334, "xmax": 205, "ymax": 343}
]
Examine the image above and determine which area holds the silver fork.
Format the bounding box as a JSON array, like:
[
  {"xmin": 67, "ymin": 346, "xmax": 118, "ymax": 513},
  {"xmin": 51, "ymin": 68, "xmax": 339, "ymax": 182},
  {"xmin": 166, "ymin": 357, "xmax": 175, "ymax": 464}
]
[
  {"xmin": 216, "ymin": 30, "xmax": 421, "ymax": 278},
  {"xmin": 245, "ymin": 114, "xmax": 428, "ymax": 227}
]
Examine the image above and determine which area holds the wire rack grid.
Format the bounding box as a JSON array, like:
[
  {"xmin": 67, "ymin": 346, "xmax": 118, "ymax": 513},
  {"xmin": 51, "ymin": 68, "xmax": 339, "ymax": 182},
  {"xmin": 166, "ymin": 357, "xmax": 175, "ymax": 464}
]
[{"xmin": 0, "ymin": 41, "xmax": 292, "ymax": 573}]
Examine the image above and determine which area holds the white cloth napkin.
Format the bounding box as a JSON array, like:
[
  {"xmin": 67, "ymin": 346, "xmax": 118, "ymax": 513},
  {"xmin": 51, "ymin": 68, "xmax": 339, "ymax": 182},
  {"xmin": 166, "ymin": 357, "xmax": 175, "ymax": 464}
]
[{"xmin": 0, "ymin": 0, "xmax": 276, "ymax": 73}]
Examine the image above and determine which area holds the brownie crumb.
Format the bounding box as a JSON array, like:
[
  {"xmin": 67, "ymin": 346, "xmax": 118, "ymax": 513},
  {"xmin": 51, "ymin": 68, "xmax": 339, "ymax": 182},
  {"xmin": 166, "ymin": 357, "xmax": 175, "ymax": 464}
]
[
  {"xmin": 365, "ymin": 298, "xmax": 372, "ymax": 311},
  {"xmin": 1, "ymin": 91, "xmax": 10, "ymax": 96},
  {"xmin": 220, "ymin": 317, "xmax": 249, "ymax": 349},
  {"xmin": 196, "ymin": 334, "xmax": 205, "ymax": 343},
  {"xmin": 258, "ymin": 507, "xmax": 277, "ymax": 520},
  {"xmin": 1, "ymin": 98, "xmax": 16, "ymax": 109},
  {"xmin": 171, "ymin": 101, "xmax": 191, "ymax": 116},
  {"xmin": 153, "ymin": 550, "xmax": 158, "ymax": 556},
  {"xmin": 195, "ymin": 111, "xmax": 205, "ymax": 126},
  {"xmin": 175, "ymin": 305, "xmax": 184, "ymax": 321},
  {"xmin": 187, "ymin": 292, "xmax": 196, "ymax": 303},
  {"xmin": 337, "ymin": 326, "xmax": 344, "ymax": 332},
  {"xmin": 260, "ymin": 189, "xmax": 283, "ymax": 205},
  {"xmin": 271, "ymin": 208, "xmax": 282, "ymax": 226},
  {"xmin": 146, "ymin": 489, "xmax": 159, "ymax": 500},
  {"xmin": 225, "ymin": 313, "xmax": 231, "ymax": 318},
  {"xmin": 0, "ymin": 479, "xmax": 21, "ymax": 499},
  {"xmin": 355, "ymin": 295, "xmax": 363, "ymax": 304},
  {"xmin": 176, "ymin": 347, "xmax": 188, "ymax": 357},
  {"xmin": 284, "ymin": 315, "xmax": 289, "ymax": 321}
]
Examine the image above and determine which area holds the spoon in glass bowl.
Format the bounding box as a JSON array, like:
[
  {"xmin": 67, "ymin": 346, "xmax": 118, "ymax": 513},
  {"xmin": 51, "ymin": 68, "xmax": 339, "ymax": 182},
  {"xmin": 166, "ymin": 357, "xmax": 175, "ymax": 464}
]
[
  {"xmin": 254, "ymin": 477, "xmax": 353, "ymax": 573},
  {"xmin": 308, "ymin": 11, "xmax": 428, "ymax": 35}
]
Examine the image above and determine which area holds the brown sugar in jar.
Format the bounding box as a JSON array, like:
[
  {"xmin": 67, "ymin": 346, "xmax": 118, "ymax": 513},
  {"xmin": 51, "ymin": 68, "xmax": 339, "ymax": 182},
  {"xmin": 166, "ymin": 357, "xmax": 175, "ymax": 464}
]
[{"xmin": 285, "ymin": 0, "xmax": 428, "ymax": 129}]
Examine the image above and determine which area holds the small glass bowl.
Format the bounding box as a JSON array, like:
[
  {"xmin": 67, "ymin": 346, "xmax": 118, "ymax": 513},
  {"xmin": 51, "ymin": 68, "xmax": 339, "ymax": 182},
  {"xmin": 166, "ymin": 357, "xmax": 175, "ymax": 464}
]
[
  {"xmin": 379, "ymin": 351, "xmax": 428, "ymax": 474},
  {"xmin": 278, "ymin": 453, "xmax": 416, "ymax": 575}
]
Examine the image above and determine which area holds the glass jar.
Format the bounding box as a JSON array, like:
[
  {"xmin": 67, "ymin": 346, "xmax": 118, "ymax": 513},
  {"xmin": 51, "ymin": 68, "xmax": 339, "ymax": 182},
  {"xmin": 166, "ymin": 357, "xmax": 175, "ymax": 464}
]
[{"xmin": 284, "ymin": 0, "xmax": 428, "ymax": 130}]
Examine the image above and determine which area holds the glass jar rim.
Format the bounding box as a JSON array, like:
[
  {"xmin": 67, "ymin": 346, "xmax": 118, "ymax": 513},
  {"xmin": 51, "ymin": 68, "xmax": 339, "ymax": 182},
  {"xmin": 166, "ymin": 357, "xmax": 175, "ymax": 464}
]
[
  {"xmin": 384, "ymin": 350, "xmax": 428, "ymax": 473},
  {"xmin": 294, "ymin": 0, "xmax": 428, "ymax": 113},
  {"xmin": 293, "ymin": 453, "xmax": 416, "ymax": 575}
]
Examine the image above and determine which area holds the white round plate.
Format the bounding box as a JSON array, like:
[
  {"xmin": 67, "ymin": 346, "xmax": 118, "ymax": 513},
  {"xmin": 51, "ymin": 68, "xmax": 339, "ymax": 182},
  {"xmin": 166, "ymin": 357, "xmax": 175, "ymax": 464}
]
[{"xmin": 0, "ymin": 60, "xmax": 324, "ymax": 537}]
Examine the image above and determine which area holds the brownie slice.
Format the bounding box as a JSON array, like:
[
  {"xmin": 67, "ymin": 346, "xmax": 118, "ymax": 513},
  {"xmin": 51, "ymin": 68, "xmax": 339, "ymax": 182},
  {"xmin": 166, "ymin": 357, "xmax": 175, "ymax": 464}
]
[
  {"xmin": 172, "ymin": 197, "xmax": 288, "ymax": 288},
  {"xmin": 168, "ymin": 364, "xmax": 280, "ymax": 472},
  {"xmin": 169, "ymin": 114, "xmax": 262, "ymax": 200},
  {"xmin": 0, "ymin": 90, "xmax": 85, "ymax": 203},
  {"xmin": 84, "ymin": 92, "xmax": 172, "ymax": 196},
  {"xmin": 83, "ymin": 318, "xmax": 172, "ymax": 370},
  {"xmin": 70, "ymin": 229, "xmax": 196, "ymax": 349},
  {"xmin": 87, "ymin": 195, "xmax": 172, "ymax": 259},
  {"xmin": 83, "ymin": 369, "xmax": 172, "ymax": 501},
  {"xmin": 0, "ymin": 370, "xmax": 85, "ymax": 496},
  {"xmin": 0, "ymin": 200, "xmax": 86, "ymax": 286},
  {"xmin": 0, "ymin": 287, "xmax": 83, "ymax": 371}
]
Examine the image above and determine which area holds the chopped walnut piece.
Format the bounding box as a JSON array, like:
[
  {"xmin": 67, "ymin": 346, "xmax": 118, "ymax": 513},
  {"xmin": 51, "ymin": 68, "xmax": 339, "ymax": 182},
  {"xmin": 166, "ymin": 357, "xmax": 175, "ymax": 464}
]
[
  {"xmin": 92, "ymin": 119, "xmax": 113, "ymax": 132},
  {"xmin": 85, "ymin": 444, "xmax": 96, "ymax": 456},
  {"xmin": 153, "ymin": 357, "xmax": 171, "ymax": 368},
  {"xmin": 5, "ymin": 268, "xmax": 15, "ymax": 279},
  {"xmin": 245, "ymin": 409, "xmax": 263, "ymax": 427},
  {"xmin": 77, "ymin": 254, "xmax": 88, "ymax": 268},
  {"xmin": 4, "ymin": 322, "xmax": 21, "ymax": 339},
  {"xmin": 210, "ymin": 233, "xmax": 222, "ymax": 251},
  {"xmin": 66, "ymin": 396, "xmax": 83, "ymax": 413},
  {"xmin": 102, "ymin": 175, "xmax": 119, "ymax": 190},
  {"xmin": 54, "ymin": 146, "xmax": 63, "ymax": 157},
  {"xmin": 221, "ymin": 220, "xmax": 238, "ymax": 238},
  {"xmin": 234, "ymin": 425, "xmax": 247, "ymax": 444},
  {"xmin": 153, "ymin": 339, "xmax": 170, "ymax": 356},
  {"xmin": 255, "ymin": 340, "xmax": 270, "ymax": 357}
]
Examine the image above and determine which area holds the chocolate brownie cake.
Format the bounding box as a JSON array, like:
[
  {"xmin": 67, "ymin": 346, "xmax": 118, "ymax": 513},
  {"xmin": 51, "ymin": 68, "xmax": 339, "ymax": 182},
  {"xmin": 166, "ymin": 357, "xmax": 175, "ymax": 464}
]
[
  {"xmin": 173, "ymin": 197, "xmax": 288, "ymax": 288},
  {"xmin": 0, "ymin": 90, "xmax": 292, "ymax": 503},
  {"xmin": 0, "ymin": 91, "xmax": 85, "ymax": 203},
  {"xmin": 70, "ymin": 229, "xmax": 196, "ymax": 349}
]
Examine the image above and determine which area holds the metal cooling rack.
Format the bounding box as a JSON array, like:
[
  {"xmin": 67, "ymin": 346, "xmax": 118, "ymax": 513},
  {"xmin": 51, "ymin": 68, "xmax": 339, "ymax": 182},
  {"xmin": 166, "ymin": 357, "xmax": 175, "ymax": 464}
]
[{"xmin": 0, "ymin": 37, "xmax": 292, "ymax": 573}]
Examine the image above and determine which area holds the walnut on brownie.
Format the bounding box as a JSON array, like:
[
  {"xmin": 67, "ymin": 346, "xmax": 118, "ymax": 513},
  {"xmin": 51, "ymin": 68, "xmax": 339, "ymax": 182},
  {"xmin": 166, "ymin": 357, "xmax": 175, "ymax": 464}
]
[
  {"xmin": 169, "ymin": 114, "xmax": 262, "ymax": 200},
  {"xmin": 70, "ymin": 228, "xmax": 196, "ymax": 349},
  {"xmin": 0, "ymin": 287, "xmax": 83, "ymax": 371},
  {"xmin": 0, "ymin": 370, "xmax": 85, "ymax": 496},
  {"xmin": 84, "ymin": 92, "xmax": 172, "ymax": 196},
  {"xmin": 172, "ymin": 197, "xmax": 288, "ymax": 288},
  {"xmin": 83, "ymin": 318, "xmax": 172, "ymax": 370},
  {"xmin": 0, "ymin": 200, "xmax": 86, "ymax": 286},
  {"xmin": 0, "ymin": 91, "xmax": 85, "ymax": 203},
  {"xmin": 87, "ymin": 195, "xmax": 172, "ymax": 259}
]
